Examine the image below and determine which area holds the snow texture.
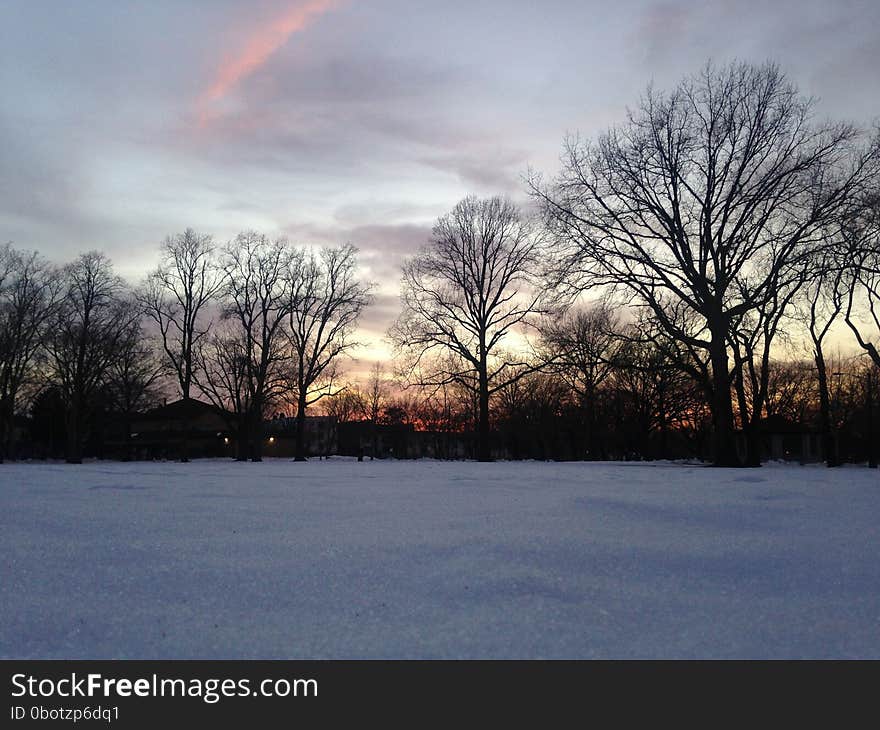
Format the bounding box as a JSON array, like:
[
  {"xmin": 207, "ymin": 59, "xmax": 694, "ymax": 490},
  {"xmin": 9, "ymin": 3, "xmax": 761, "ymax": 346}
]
[{"xmin": 2, "ymin": 458, "xmax": 879, "ymax": 658}]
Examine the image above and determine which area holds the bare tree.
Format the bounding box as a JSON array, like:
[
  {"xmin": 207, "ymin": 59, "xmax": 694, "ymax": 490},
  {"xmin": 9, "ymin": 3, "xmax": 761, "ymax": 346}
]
[
  {"xmin": 45, "ymin": 252, "xmax": 137, "ymax": 463},
  {"xmin": 363, "ymin": 362, "xmax": 387, "ymax": 423},
  {"xmin": 362, "ymin": 362, "xmax": 388, "ymax": 458},
  {"xmin": 533, "ymin": 61, "xmax": 880, "ymax": 466},
  {"xmin": 844, "ymin": 189, "xmax": 880, "ymax": 367},
  {"xmin": 494, "ymin": 369, "xmax": 570, "ymax": 459},
  {"xmin": 195, "ymin": 328, "xmax": 252, "ymax": 460},
  {"xmin": 842, "ymin": 186, "xmax": 880, "ymax": 467},
  {"xmin": 796, "ymin": 249, "xmax": 846, "ymax": 466},
  {"xmin": 409, "ymin": 377, "xmax": 471, "ymax": 458},
  {"xmin": 727, "ymin": 262, "xmax": 808, "ymax": 465},
  {"xmin": 105, "ymin": 314, "xmax": 167, "ymax": 461},
  {"xmin": 390, "ymin": 195, "xmax": 556, "ymax": 461},
  {"xmin": 141, "ymin": 228, "xmax": 221, "ymax": 461},
  {"xmin": 541, "ymin": 301, "xmax": 622, "ymax": 459},
  {"xmin": 209, "ymin": 232, "xmax": 295, "ymax": 462},
  {"xmin": 0, "ymin": 245, "xmax": 60, "ymax": 461},
  {"xmin": 762, "ymin": 359, "xmax": 815, "ymax": 424},
  {"xmin": 611, "ymin": 335, "xmax": 701, "ymax": 460},
  {"xmin": 287, "ymin": 244, "xmax": 372, "ymax": 461},
  {"xmin": 321, "ymin": 386, "xmax": 365, "ymax": 424}
]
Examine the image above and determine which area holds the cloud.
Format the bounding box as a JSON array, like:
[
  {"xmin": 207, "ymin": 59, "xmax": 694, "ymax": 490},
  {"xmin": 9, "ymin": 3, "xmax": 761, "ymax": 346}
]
[
  {"xmin": 6, "ymin": 0, "xmax": 878, "ymax": 320},
  {"xmin": 332, "ymin": 200, "xmax": 442, "ymax": 227},
  {"xmin": 629, "ymin": 0, "xmax": 880, "ymax": 104},
  {"xmin": 197, "ymin": 0, "xmax": 341, "ymax": 128},
  {"xmin": 356, "ymin": 292, "xmax": 403, "ymax": 339},
  {"xmin": 633, "ymin": 2, "xmax": 698, "ymax": 67},
  {"xmin": 419, "ymin": 149, "xmax": 529, "ymax": 193},
  {"xmin": 180, "ymin": 48, "xmax": 483, "ymax": 186},
  {"xmin": 284, "ymin": 219, "xmax": 433, "ymax": 283}
]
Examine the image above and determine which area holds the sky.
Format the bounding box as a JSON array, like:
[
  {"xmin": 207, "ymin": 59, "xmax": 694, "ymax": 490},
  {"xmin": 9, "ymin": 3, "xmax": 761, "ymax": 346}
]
[{"xmin": 2, "ymin": 0, "xmax": 879, "ymax": 367}]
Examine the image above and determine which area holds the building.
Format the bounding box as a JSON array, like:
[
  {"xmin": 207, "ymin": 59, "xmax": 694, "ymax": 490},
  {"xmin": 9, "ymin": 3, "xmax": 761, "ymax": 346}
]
[
  {"xmin": 123, "ymin": 398, "xmax": 231, "ymax": 460},
  {"xmin": 263, "ymin": 414, "xmax": 338, "ymax": 458}
]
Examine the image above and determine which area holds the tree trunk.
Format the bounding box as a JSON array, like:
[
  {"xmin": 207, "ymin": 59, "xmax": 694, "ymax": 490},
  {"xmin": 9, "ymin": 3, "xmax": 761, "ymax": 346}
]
[
  {"xmin": 180, "ymin": 372, "xmax": 192, "ymax": 463},
  {"xmin": 709, "ymin": 329, "xmax": 740, "ymax": 467},
  {"xmin": 235, "ymin": 413, "xmax": 249, "ymax": 461},
  {"xmin": 294, "ymin": 393, "xmax": 307, "ymax": 461},
  {"xmin": 477, "ymin": 362, "xmax": 491, "ymax": 462},
  {"xmin": 729, "ymin": 350, "xmax": 761, "ymax": 466},
  {"xmin": 732, "ymin": 359, "xmax": 749, "ymax": 438},
  {"xmin": 814, "ymin": 345, "xmax": 837, "ymax": 467},
  {"xmin": 179, "ymin": 394, "xmax": 191, "ymax": 463},
  {"xmin": 250, "ymin": 405, "xmax": 263, "ymax": 462}
]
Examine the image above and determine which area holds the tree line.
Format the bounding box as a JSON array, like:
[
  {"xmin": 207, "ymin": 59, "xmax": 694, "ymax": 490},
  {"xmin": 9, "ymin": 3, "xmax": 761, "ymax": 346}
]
[
  {"xmin": 0, "ymin": 234, "xmax": 372, "ymax": 463},
  {"xmin": 2, "ymin": 61, "xmax": 880, "ymax": 466},
  {"xmin": 334, "ymin": 301, "xmax": 876, "ymax": 465}
]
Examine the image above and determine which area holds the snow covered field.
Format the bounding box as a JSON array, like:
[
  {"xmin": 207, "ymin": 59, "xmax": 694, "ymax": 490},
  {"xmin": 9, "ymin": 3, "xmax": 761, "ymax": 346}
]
[{"xmin": 2, "ymin": 458, "xmax": 879, "ymax": 659}]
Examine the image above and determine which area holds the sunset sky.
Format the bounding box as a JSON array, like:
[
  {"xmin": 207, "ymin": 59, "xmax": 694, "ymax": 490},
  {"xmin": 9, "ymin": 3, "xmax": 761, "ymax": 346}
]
[{"xmin": 2, "ymin": 0, "xmax": 879, "ymax": 365}]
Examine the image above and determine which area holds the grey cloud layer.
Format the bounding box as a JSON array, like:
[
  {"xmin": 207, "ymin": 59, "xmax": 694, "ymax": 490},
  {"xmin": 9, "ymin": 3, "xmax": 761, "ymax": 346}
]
[{"xmin": 1, "ymin": 0, "xmax": 878, "ymax": 290}]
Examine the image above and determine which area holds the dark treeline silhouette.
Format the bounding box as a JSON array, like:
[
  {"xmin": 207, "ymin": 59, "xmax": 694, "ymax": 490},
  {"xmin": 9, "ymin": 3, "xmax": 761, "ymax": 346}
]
[
  {"xmin": 0, "ymin": 235, "xmax": 374, "ymax": 464},
  {"xmin": 331, "ymin": 302, "xmax": 879, "ymax": 465},
  {"xmin": 2, "ymin": 60, "xmax": 880, "ymax": 467},
  {"xmin": 530, "ymin": 61, "xmax": 880, "ymax": 467}
]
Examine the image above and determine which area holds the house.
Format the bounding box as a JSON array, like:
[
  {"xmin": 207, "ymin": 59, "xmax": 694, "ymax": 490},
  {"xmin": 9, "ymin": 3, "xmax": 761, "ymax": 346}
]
[
  {"xmin": 263, "ymin": 414, "xmax": 338, "ymax": 457},
  {"xmin": 123, "ymin": 398, "xmax": 231, "ymax": 460}
]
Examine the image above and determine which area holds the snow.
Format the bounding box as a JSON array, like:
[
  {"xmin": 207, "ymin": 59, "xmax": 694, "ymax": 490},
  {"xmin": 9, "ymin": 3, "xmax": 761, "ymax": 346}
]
[{"xmin": 1, "ymin": 458, "xmax": 879, "ymax": 658}]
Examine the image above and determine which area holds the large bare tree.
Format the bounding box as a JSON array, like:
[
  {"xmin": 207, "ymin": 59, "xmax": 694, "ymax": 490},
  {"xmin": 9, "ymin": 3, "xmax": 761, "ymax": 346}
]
[
  {"xmin": 205, "ymin": 232, "xmax": 294, "ymax": 461},
  {"xmin": 533, "ymin": 61, "xmax": 880, "ymax": 466},
  {"xmin": 287, "ymin": 244, "xmax": 372, "ymax": 461},
  {"xmin": 141, "ymin": 228, "xmax": 221, "ymax": 461},
  {"xmin": 45, "ymin": 252, "xmax": 137, "ymax": 463},
  {"xmin": 390, "ymin": 195, "xmax": 556, "ymax": 461},
  {"xmin": 0, "ymin": 245, "xmax": 60, "ymax": 462}
]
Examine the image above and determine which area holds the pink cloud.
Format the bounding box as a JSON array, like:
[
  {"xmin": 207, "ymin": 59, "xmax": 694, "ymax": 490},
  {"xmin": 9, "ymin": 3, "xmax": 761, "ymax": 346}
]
[{"xmin": 197, "ymin": 0, "xmax": 340, "ymax": 127}]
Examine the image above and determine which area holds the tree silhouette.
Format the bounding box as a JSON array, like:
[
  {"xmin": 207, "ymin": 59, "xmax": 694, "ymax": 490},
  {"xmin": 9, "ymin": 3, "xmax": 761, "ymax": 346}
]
[
  {"xmin": 391, "ymin": 195, "xmax": 556, "ymax": 461},
  {"xmin": 534, "ymin": 61, "xmax": 880, "ymax": 466}
]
